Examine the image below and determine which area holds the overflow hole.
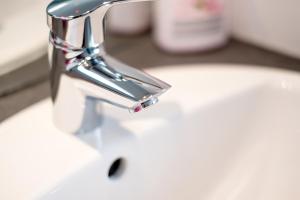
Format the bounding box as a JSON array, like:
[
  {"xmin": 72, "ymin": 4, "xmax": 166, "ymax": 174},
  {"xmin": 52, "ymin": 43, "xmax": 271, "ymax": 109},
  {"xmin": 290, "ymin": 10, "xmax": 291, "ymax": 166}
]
[{"xmin": 108, "ymin": 158, "xmax": 125, "ymax": 179}]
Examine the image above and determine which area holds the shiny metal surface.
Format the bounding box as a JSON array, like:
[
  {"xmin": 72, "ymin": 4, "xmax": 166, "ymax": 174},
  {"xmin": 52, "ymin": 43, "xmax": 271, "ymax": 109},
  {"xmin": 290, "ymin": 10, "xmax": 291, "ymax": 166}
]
[{"xmin": 46, "ymin": 0, "xmax": 170, "ymax": 134}]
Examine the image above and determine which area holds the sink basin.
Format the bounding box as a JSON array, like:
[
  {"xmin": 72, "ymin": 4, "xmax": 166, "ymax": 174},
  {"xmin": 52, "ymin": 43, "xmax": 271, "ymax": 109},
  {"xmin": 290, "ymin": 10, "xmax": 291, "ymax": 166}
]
[{"xmin": 0, "ymin": 64, "xmax": 300, "ymax": 199}]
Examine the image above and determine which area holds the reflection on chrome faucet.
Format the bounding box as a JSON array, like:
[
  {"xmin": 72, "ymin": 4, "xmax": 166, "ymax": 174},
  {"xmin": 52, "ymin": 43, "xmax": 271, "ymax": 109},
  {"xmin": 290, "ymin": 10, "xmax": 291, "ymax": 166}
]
[{"xmin": 47, "ymin": 0, "xmax": 171, "ymax": 134}]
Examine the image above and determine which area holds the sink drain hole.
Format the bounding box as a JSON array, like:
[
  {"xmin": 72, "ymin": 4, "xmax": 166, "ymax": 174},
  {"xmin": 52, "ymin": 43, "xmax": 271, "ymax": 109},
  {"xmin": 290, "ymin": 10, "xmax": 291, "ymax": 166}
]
[{"xmin": 108, "ymin": 158, "xmax": 125, "ymax": 179}]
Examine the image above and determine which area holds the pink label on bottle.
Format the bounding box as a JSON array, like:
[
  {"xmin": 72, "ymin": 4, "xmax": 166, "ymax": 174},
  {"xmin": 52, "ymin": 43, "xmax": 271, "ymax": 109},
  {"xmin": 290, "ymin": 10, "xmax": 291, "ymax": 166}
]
[{"xmin": 175, "ymin": 0, "xmax": 224, "ymax": 21}]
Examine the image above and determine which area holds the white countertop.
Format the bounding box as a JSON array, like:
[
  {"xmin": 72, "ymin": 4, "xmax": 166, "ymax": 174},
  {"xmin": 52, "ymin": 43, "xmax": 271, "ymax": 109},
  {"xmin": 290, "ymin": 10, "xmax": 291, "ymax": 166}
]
[{"xmin": 0, "ymin": 0, "xmax": 50, "ymax": 75}]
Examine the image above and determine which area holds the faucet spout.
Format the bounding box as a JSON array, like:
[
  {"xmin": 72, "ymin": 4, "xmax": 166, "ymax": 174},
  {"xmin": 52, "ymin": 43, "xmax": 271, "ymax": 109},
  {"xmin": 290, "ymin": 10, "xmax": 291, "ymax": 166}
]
[{"xmin": 68, "ymin": 54, "xmax": 170, "ymax": 112}]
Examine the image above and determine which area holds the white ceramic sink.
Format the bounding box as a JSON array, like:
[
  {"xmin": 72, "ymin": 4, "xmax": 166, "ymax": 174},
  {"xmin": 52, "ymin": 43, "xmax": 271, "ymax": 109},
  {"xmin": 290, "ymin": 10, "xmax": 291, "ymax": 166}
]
[{"xmin": 1, "ymin": 64, "xmax": 300, "ymax": 199}]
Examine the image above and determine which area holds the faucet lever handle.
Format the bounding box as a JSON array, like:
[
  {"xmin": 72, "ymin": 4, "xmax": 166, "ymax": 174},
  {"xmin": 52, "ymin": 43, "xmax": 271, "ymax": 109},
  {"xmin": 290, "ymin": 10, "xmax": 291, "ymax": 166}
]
[{"xmin": 47, "ymin": 0, "xmax": 145, "ymax": 49}]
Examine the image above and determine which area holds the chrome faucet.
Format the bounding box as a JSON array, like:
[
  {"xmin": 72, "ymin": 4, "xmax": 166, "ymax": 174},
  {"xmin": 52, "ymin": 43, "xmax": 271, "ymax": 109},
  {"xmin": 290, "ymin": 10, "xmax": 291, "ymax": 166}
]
[{"xmin": 46, "ymin": 0, "xmax": 171, "ymax": 134}]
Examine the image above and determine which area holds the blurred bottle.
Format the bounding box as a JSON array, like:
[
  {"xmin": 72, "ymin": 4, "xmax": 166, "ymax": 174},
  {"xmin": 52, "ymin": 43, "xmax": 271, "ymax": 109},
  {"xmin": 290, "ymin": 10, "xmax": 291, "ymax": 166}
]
[
  {"xmin": 153, "ymin": 0, "xmax": 229, "ymax": 53},
  {"xmin": 107, "ymin": 2, "xmax": 151, "ymax": 35}
]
